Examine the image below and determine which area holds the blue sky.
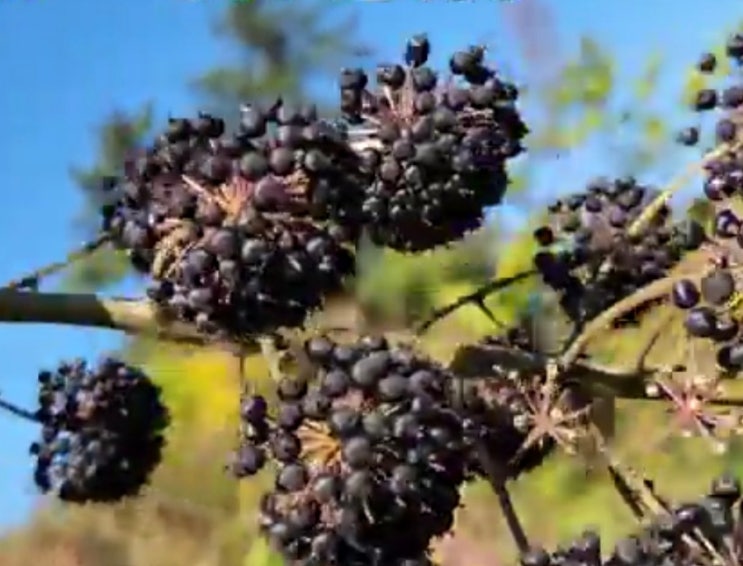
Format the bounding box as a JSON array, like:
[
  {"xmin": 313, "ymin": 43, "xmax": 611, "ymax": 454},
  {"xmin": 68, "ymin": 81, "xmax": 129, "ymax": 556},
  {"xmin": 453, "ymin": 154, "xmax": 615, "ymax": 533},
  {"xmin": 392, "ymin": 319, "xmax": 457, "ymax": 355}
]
[{"xmin": 0, "ymin": 0, "xmax": 741, "ymax": 530}]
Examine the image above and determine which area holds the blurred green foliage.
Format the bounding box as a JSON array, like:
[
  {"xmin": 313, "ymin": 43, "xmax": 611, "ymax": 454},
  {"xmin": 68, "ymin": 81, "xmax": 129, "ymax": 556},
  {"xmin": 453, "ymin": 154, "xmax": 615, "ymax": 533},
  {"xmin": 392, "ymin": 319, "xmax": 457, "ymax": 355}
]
[{"xmin": 194, "ymin": 0, "xmax": 369, "ymax": 116}]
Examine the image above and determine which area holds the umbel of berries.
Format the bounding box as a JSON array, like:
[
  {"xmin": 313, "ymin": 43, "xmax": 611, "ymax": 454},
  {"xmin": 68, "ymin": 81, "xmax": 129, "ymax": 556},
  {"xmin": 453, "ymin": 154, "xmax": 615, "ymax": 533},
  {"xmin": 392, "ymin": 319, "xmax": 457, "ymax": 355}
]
[
  {"xmin": 532, "ymin": 176, "xmax": 705, "ymax": 324},
  {"xmin": 30, "ymin": 358, "xmax": 169, "ymax": 503},
  {"xmin": 101, "ymin": 104, "xmax": 360, "ymax": 337},
  {"xmin": 235, "ymin": 335, "xmax": 485, "ymax": 566},
  {"xmin": 521, "ymin": 472, "xmax": 743, "ymax": 565},
  {"xmin": 340, "ymin": 34, "xmax": 527, "ymax": 252},
  {"xmin": 672, "ymin": 262, "xmax": 743, "ymax": 370}
]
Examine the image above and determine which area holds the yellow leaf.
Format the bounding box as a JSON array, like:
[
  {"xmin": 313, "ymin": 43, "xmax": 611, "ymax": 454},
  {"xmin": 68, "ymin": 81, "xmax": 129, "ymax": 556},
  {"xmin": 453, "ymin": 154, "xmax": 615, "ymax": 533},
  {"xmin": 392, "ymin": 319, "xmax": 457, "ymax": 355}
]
[
  {"xmin": 711, "ymin": 43, "xmax": 732, "ymax": 77},
  {"xmin": 681, "ymin": 69, "xmax": 707, "ymax": 106}
]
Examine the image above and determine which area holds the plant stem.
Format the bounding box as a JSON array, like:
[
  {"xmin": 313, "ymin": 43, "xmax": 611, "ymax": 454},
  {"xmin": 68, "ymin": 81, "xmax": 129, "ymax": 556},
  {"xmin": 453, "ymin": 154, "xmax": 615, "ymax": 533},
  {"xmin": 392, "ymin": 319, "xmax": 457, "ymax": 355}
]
[
  {"xmin": 558, "ymin": 265, "xmax": 743, "ymax": 369},
  {"xmin": 7, "ymin": 289, "xmax": 743, "ymax": 409},
  {"xmin": 476, "ymin": 441, "xmax": 530, "ymax": 554},
  {"xmin": 0, "ymin": 289, "xmax": 214, "ymax": 346},
  {"xmin": 627, "ymin": 140, "xmax": 741, "ymax": 239},
  {"xmin": 0, "ymin": 397, "xmax": 38, "ymax": 423},
  {"xmin": 2, "ymin": 234, "xmax": 111, "ymax": 290},
  {"xmin": 415, "ymin": 269, "xmax": 537, "ymax": 335}
]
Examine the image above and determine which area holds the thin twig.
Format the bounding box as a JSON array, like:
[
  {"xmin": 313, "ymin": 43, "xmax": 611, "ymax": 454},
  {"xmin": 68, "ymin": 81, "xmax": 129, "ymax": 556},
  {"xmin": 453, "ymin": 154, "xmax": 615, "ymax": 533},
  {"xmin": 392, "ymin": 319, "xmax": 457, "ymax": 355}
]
[
  {"xmin": 2, "ymin": 233, "xmax": 111, "ymax": 291},
  {"xmin": 558, "ymin": 267, "xmax": 740, "ymax": 370},
  {"xmin": 626, "ymin": 140, "xmax": 741, "ymax": 240},
  {"xmin": 7, "ymin": 287, "xmax": 743, "ymax": 408},
  {"xmin": 606, "ymin": 465, "xmax": 646, "ymax": 521},
  {"xmin": 589, "ymin": 424, "xmax": 667, "ymax": 519},
  {"xmin": 475, "ymin": 441, "xmax": 530, "ymax": 554},
  {"xmin": 415, "ymin": 269, "xmax": 537, "ymax": 335},
  {"xmin": 0, "ymin": 396, "xmax": 38, "ymax": 422},
  {"xmin": 631, "ymin": 311, "xmax": 675, "ymax": 373},
  {"xmin": 0, "ymin": 288, "xmax": 261, "ymax": 348},
  {"xmin": 449, "ymin": 342, "xmax": 743, "ymax": 408}
]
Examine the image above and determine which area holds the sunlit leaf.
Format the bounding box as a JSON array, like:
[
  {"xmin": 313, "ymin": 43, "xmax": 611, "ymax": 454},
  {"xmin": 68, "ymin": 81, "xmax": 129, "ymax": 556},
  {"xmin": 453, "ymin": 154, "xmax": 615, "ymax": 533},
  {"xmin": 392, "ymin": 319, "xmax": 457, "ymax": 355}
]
[{"xmin": 681, "ymin": 69, "xmax": 708, "ymax": 106}]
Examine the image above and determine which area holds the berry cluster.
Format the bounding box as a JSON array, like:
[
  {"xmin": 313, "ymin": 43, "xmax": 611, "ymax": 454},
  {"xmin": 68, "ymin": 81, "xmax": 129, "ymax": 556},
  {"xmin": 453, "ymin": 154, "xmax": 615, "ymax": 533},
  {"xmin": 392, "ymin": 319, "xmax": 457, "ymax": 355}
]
[
  {"xmin": 231, "ymin": 334, "xmax": 590, "ymax": 565},
  {"xmin": 669, "ymin": 32, "xmax": 743, "ymax": 370},
  {"xmin": 678, "ymin": 34, "xmax": 743, "ymax": 178},
  {"xmin": 98, "ymin": 34, "xmax": 529, "ymax": 339},
  {"xmin": 520, "ymin": 473, "xmax": 743, "ymax": 565},
  {"xmin": 672, "ymin": 262, "xmax": 743, "ymax": 370},
  {"xmin": 532, "ymin": 177, "xmax": 705, "ymax": 324},
  {"xmin": 340, "ymin": 35, "xmax": 527, "ymax": 251},
  {"xmin": 233, "ymin": 336, "xmax": 472, "ymax": 565},
  {"xmin": 102, "ymin": 102, "xmax": 359, "ymax": 336},
  {"xmin": 30, "ymin": 358, "xmax": 168, "ymax": 503},
  {"xmin": 448, "ymin": 337, "xmax": 591, "ymax": 479}
]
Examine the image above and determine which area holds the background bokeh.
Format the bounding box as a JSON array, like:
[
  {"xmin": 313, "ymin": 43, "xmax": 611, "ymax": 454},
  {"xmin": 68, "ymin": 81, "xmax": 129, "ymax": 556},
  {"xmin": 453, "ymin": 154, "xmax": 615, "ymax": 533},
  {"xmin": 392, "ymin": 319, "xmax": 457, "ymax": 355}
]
[{"xmin": 2, "ymin": 0, "xmax": 743, "ymax": 564}]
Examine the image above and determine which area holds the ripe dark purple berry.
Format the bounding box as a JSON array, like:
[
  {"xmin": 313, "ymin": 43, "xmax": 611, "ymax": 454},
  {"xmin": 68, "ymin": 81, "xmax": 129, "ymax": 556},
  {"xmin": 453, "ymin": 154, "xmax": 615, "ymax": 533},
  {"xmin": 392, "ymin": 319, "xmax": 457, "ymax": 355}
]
[
  {"xmin": 240, "ymin": 395, "xmax": 268, "ymax": 425},
  {"xmin": 676, "ymin": 127, "xmax": 699, "ymax": 146},
  {"xmin": 718, "ymin": 342, "xmax": 743, "ymax": 369},
  {"xmin": 672, "ymin": 279, "xmax": 701, "ymax": 309},
  {"xmin": 714, "ymin": 317, "xmax": 739, "ymax": 342},
  {"xmin": 232, "ymin": 444, "xmax": 266, "ymax": 477},
  {"xmin": 694, "ymin": 89, "xmax": 718, "ymax": 111},
  {"xmin": 716, "ymin": 119, "xmax": 737, "ymax": 143},
  {"xmin": 342, "ymin": 436, "xmax": 373, "ymax": 469},
  {"xmin": 276, "ymin": 463, "xmax": 308, "ymax": 492},
  {"xmin": 722, "ymin": 85, "xmax": 743, "ymax": 109},
  {"xmin": 715, "ymin": 210, "xmax": 740, "ymax": 238},
  {"xmin": 698, "ymin": 52, "xmax": 717, "ymax": 73},
  {"xmin": 405, "ymin": 34, "xmax": 430, "ymax": 67},
  {"xmin": 533, "ymin": 226, "xmax": 555, "ymax": 247},
  {"xmin": 701, "ymin": 269, "xmax": 736, "ymax": 305},
  {"xmin": 306, "ymin": 336, "xmax": 334, "ymax": 363},
  {"xmin": 685, "ymin": 307, "xmax": 717, "ymax": 338},
  {"xmin": 711, "ymin": 473, "xmax": 742, "ymax": 503}
]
